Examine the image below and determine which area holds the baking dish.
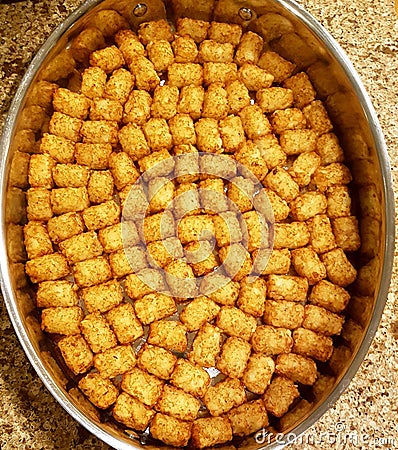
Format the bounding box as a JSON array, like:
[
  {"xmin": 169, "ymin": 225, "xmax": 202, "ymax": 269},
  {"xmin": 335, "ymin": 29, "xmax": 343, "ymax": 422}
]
[{"xmin": 0, "ymin": 0, "xmax": 394, "ymax": 448}]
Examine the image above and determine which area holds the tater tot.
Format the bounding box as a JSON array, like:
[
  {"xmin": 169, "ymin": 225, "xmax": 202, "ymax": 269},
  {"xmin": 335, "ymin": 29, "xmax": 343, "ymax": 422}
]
[
  {"xmin": 109, "ymin": 151, "xmax": 140, "ymax": 190},
  {"xmin": 290, "ymin": 191, "xmax": 327, "ymax": 221},
  {"xmin": 80, "ymin": 120, "xmax": 119, "ymax": 146},
  {"xmin": 199, "ymin": 177, "xmax": 229, "ymax": 213},
  {"xmin": 251, "ymin": 324, "xmax": 293, "ymax": 355},
  {"xmin": 121, "ymin": 367, "xmax": 164, "ymax": 407},
  {"xmin": 289, "ymin": 151, "xmax": 321, "ymax": 187},
  {"xmin": 151, "ymin": 85, "xmax": 179, "ymax": 120},
  {"xmin": 188, "ymin": 322, "xmax": 222, "ymax": 367},
  {"xmin": 239, "ymin": 63, "xmax": 274, "ymax": 91},
  {"xmin": 219, "ymin": 115, "xmax": 246, "ymax": 152},
  {"xmin": 316, "ymin": 132, "xmax": 344, "ymax": 165},
  {"xmin": 303, "ymin": 305, "xmax": 344, "ymax": 336},
  {"xmin": 202, "ymin": 83, "xmax": 228, "ymax": 119},
  {"xmin": 138, "ymin": 19, "xmax": 173, "ymax": 45},
  {"xmin": 312, "ymin": 162, "xmax": 352, "ymax": 192},
  {"xmin": 216, "ymin": 306, "xmax": 257, "ymax": 341},
  {"xmin": 89, "ymin": 45, "xmax": 124, "ymax": 74},
  {"xmin": 331, "ymin": 216, "xmax": 361, "ymax": 251},
  {"xmin": 129, "ymin": 56, "xmax": 160, "ymax": 91},
  {"xmin": 156, "ymin": 385, "xmax": 200, "ymax": 421},
  {"xmin": 239, "ymin": 105, "xmax": 272, "ymax": 140},
  {"xmin": 262, "ymin": 375, "xmax": 299, "ymax": 417},
  {"xmin": 78, "ymin": 373, "xmax": 118, "ymax": 409},
  {"xmin": 235, "ymin": 31, "xmax": 264, "ymax": 65},
  {"xmin": 170, "ymin": 359, "xmax": 211, "ymax": 397},
  {"xmin": 106, "ymin": 303, "xmax": 144, "ymax": 344},
  {"xmin": 293, "ymin": 327, "xmax": 334, "ymax": 362},
  {"xmin": 143, "ymin": 118, "xmax": 173, "ymax": 151},
  {"xmin": 147, "ymin": 40, "xmax": 175, "ymax": 72},
  {"xmin": 59, "ymin": 231, "xmax": 103, "ymax": 264},
  {"xmin": 169, "ymin": 114, "xmax": 196, "ymax": 145},
  {"xmin": 203, "ymin": 377, "xmax": 246, "ymax": 416},
  {"xmin": 270, "ymin": 107, "xmax": 306, "ymax": 134},
  {"xmin": 58, "ymin": 334, "xmax": 93, "ymax": 375},
  {"xmin": 208, "ymin": 22, "xmax": 242, "ymax": 45},
  {"xmin": 137, "ymin": 344, "xmax": 177, "ymax": 380},
  {"xmin": 253, "ymin": 248, "xmax": 291, "ymax": 276},
  {"xmin": 36, "ymin": 280, "xmax": 78, "ymax": 308},
  {"xmin": 123, "ymin": 90, "xmax": 152, "ymax": 126},
  {"xmin": 75, "ymin": 143, "xmax": 112, "ymax": 169},
  {"xmin": 172, "ymin": 35, "xmax": 198, "ymax": 63},
  {"xmin": 218, "ymin": 243, "xmax": 252, "ymax": 282},
  {"xmin": 115, "ymin": 29, "xmax": 145, "ymax": 65},
  {"xmin": 291, "ymin": 247, "xmax": 327, "ymax": 285},
  {"xmin": 93, "ymin": 344, "xmax": 136, "ymax": 378},
  {"xmin": 53, "ymin": 88, "xmax": 90, "ymax": 120},
  {"xmin": 87, "ymin": 170, "xmax": 114, "ymax": 204},
  {"xmin": 73, "ymin": 256, "xmax": 112, "ymax": 288},
  {"xmin": 148, "ymin": 320, "xmax": 187, "ymax": 353},
  {"xmin": 303, "ymin": 100, "xmax": 333, "ymax": 135},
  {"xmin": 307, "ymin": 214, "xmax": 337, "ymax": 254},
  {"xmin": 41, "ymin": 306, "xmax": 83, "ymax": 335},
  {"xmin": 199, "ymin": 40, "xmax": 234, "ymax": 63},
  {"xmin": 264, "ymin": 299, "xmax": 304, "ymax": 329},
  {"xmin": 81, "ymin": 279, "xmax": 123, "ymax": 314},
  {"xmin": 89, "ymin": 98, "xmax": 123, "ymax": 122},
  {"xmin": 112, "ymin": 393, "xmax": 155, "ymax": 431},
  {"xmin": 80, "ymin": 312, "xmax": 117, "ymax": 353},
  {"xmin": 81, "ymin": 66, "xmax": 107, "ymax": 99},
  {"xmin": 70, "ymin": 27, "xmax": 106, "ymax": 63},
  {"xmin": 212, "ymin": 211, "xmax": 243, "ymax": 248},
  {"xmin": 225, "ymin": 80, "xmax": 251, "ymax": 114},
  {"xmin": 283, "ymin": 72, "xmax": 316, "ymax": 109},
  {"xmin": 242, "ymin": 354, "xmax": 275, "ymax": 395},
  {"xmin": 200, "ymin": 272, "xmax": 240, "ymax": 306},
  {"xmin": 234, "ymin": 141, "xmax": 268, "ymax": 182},
  {"xmin": 134, "ymin": 293, "xmax": 177, "ymax": 325},
  {"xmin": 267, "ymin": 274, "xmax": 308, "ymax": 301},
  {"xmin": 40, "ymin": 134, "xmax": 75, "ymax": 164},
  {"xmin": 180, "ymin": 296, "xmax": 220, "ymax": 331},
  {"xmin": 227, "ymin": 400, "xmax": 268, "ymax": 437},
  {"xmin": 265, "ymin": 167, "xmax": 299, "ymax": 202},
  {"xmin": 49, "ymin": 112, "xmax": 82, "ymax": 142},
  {"xmin": 104, "ymin": 68, "xmax": 134, "ymax": 104},
  {"xmin": 150, "ymin": 413, "xmax": 192, "ymax": 448},
  {"xmin": 254, "ymin": 188, "xmax": 289, "ymax": 223},
  {"xmin": 217, "ymin": 336, "xmax": 251, "ymax": 378},
  {"xmin": 168, "ymin": 63, "xmax": 203, "ymax": 88},
  {"xmin": 47, "ymin": 212, "xmax": 84, "ymax": 243},
  {"xmin": 237, "ymin": 276, "xmax": 267, "ymax": 317},
  {"xmin": 28, "ymin": 154, "xmax": 54, "ymax": 189},
  {"xmin": 178, "ymin": 85, "xmax": 204, "ymax": 119},
  {"xmin": 256, "ymin": 87, "xmax": 293, "ymax": 113},
  {"xmin": 321, "ymin": 248, "xmax": 357, "ymax": 287},
  {"xmin": 191, "ymin": 417, "xmax": 232, "ymax": 449},
  {"xmin": 273, "ymin": 222, "xmax": 310, "ymax": 249},
  {"xmin": 203, "ymin": 62, "xmax": 238, "ymax": 85},
  {"xmin": 275, "ymin": 352, "xmax": 318, "ymax": 385},
  {"xmin": 88, "ymin": 10, "xmax": 128, "ymax": 38},
  {"xmin": 176, "ymin": 17, "xmax": 209, "ymax": 43}
]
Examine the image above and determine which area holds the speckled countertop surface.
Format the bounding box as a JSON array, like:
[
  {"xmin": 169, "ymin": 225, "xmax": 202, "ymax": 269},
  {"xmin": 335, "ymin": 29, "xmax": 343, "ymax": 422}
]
[{"xmin": 0, "ymin": 0, "xmax": 397, "ymax": 449}]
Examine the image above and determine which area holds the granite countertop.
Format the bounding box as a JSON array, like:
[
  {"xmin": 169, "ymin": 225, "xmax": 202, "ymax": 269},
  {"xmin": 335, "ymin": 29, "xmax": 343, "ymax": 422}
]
[{"xmin": 0, "ymin": 0, "xmax": 397, "ymax": 449}]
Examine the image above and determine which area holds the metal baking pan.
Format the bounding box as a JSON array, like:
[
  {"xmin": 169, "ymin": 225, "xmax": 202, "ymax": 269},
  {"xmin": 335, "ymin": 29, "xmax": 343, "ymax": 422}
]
[{"xmin": 0, "ymin": 0, "xmax": 394, "ymax": 448}]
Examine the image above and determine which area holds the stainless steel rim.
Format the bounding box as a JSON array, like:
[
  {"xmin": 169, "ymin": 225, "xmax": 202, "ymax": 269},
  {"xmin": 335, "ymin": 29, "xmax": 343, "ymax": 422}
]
[{"xmin": 0, "ymin": 0, "xmax": 394, "ymax": 448}]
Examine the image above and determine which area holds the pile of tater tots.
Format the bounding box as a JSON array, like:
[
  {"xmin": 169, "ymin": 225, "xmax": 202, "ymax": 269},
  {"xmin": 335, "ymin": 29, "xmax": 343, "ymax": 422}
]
[{"xmin": 22, "ymin": 9, "xmax": 361, "ymax": 448}]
